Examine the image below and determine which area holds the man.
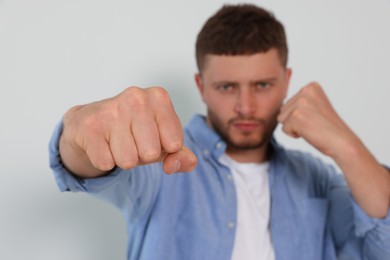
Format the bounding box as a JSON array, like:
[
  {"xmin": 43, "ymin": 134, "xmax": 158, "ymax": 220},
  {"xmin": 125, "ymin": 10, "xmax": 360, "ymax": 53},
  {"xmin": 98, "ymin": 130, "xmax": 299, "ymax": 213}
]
[{"xmin": 49, "ymin": 4, "xmax": 390, "ymax": 260}]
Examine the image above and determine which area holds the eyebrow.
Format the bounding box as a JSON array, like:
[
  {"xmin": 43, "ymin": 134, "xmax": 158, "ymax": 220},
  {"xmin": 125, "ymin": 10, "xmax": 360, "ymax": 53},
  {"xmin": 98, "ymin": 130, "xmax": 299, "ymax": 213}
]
[
  {"xmin": 211, "ymin": 81, "xmax": 239, "ymax": 87},
  {"xmin": 211, "ymin": 77, "xmax": 278, "ymax": 87},
  {"xmin": 250, "ymin": 77, "xmax": 278, "ymax": 83}
]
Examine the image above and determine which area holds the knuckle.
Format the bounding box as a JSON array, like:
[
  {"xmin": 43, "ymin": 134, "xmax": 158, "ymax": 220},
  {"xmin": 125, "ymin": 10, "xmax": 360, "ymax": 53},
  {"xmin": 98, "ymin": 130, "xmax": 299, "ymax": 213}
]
[
  {"xmin": 291, "ymin": 109, "xmax": 304, "ymax": 120},
  {"xmin": 296, "ymin": 97, "xmax": 308, "ymax": 108},
  {"xmin": 149, "ymin": 86, "xmax": 168, "ymax": 95},
  {"xmin": 140, "ymin": 149, "xmax": 161, "ymax": 163},
  {"xmin": 81, "ymin": 102, "xmax": 120, "ymax": 134},
  {"xmin": 123, "ymin": 86, "xmax": 142, "ymax": 96},
  {"xmin": 310, "ymin": 81, "xmax": 321, "ymax": 88},
  {"xmin": 117, "ymin": 159, "xmax": 138, "ymax": 170},
  {"xmin": 63, "ymin": 105, "xmax": 83, "ymax": 123},
  {"xmin": 94, "ymin": 160, "xmax": 115, "ymax": 171},
  {"xmin": 100, "ymin": 100, "xmax": 120, "ymax": 118},
  {"xmin": 86, "ymin": 146, "xmax": 114, "ymax": 171},
  {"xmin": 305, "ymin": 82, "xmax": 322, "ymax": 94},
  {"xmin": 164, "ymin": 140, "xmax": 183, "ymax": 153},
  {"xmin": 122, "ymin": 86, "xmax": 148, "ymax": 108},
  {"xmin": 149, "ymin": 86, "xmax": 171, "ymax": 104},
  {"xmin": 300, "ymin": 85, "xmax": 309, "ymax": 94},
  {"xmin": 82, "ymin": 114, "xmax": 102, "ymax": 134}
]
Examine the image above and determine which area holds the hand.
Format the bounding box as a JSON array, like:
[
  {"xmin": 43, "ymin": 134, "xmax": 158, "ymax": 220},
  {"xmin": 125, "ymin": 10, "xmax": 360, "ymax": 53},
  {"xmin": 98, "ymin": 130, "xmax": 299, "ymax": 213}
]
[
  {"xmin": 60, "ymin": 87, "xmax": 197, "ymax": 177},
  {"xmin": 277, "ymin": 82, "xmax": 358, "ymax": 158},
  {"xmin": 278, "ymin": 82, "xmax": 390, "ymax": 218}
]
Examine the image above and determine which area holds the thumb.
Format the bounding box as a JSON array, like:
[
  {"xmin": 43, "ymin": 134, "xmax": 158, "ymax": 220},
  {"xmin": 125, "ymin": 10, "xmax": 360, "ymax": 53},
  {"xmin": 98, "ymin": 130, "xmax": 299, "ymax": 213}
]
[{"xmin": 162, "ymin": 146, "xmax": 197, "ymax": 174}]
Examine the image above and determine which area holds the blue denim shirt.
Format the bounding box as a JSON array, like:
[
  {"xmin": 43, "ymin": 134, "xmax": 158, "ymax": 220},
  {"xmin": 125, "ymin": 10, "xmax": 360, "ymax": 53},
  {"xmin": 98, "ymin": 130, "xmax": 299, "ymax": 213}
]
[{"xmin": 49, "ymin": 114, "xmax": 390, "ymax": 260}]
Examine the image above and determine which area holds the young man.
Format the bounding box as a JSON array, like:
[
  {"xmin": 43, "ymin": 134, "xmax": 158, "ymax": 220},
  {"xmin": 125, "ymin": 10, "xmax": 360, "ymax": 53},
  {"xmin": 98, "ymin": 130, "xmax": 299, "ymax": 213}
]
[{"xmin": 49, "ymin": 4, "xmax": 390, "ymax": 260}]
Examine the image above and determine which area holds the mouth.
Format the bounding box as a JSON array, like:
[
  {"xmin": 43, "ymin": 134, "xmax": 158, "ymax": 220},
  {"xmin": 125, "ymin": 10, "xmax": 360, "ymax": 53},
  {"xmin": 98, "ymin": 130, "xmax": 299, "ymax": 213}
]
[{"xmin": 231, "ymin": 120, "xmax": 261, "ymax": 132}]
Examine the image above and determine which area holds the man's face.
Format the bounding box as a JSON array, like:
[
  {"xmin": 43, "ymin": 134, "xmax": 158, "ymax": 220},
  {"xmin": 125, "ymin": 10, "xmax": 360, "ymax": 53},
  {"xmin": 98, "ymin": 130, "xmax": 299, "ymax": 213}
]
[{"xmin": 195, "ymin": 49, "xmax": 291, "ymax": 153}]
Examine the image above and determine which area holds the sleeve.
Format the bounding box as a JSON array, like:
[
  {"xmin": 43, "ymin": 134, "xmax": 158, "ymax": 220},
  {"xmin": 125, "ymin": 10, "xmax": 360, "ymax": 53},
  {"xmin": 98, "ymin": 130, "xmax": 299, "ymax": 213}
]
[
  {"xmin": 326, "ymin": 165, "xmax": 390, "ymax": 259},
  {"xmin": 351, "ymin": 199, "xmax": 390, "ymax": 259},
  {"xmin": 48, "ymin": 120, "xmax": 163, "ymax": 219}
]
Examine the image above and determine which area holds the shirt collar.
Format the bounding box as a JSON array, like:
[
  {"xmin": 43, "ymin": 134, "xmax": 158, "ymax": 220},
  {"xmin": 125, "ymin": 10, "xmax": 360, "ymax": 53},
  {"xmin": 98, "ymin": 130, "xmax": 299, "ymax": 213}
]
[{"xmin": 186, "ymin": 114, "xmax": 226, "ymax": 160}]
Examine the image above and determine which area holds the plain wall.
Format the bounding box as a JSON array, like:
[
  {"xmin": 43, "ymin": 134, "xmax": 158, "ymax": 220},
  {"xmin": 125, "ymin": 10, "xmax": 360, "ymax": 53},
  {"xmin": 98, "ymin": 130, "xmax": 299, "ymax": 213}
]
[{"xmin": 0, "ymin": 0, "xmax": 389, "ymax": 259}]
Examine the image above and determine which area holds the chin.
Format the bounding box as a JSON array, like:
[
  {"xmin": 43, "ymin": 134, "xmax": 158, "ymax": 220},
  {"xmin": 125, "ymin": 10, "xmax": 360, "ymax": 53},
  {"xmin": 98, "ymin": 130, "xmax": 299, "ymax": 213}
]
[{"xmin": 228, "ymin": 136, "xmax": 268, "ymax": 150}]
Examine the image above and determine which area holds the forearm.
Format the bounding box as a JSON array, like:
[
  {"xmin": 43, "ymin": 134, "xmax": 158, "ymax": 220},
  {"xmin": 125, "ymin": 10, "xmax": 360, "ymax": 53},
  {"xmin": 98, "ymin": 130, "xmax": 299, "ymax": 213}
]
[
  {"xmin": 332, "ymin": 137, "xmax": 390, "ymax": 218},
  {"xmin": 278, "ymin": 83, "xmax": 390, "ymax": 218}
]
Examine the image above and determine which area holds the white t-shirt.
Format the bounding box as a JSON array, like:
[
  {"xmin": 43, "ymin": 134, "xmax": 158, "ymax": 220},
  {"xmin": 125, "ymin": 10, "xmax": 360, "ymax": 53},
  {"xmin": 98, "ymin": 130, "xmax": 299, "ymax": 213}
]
[{"xmin": 219, "ymin": 154, "xmax": 275, "ymax": 260}]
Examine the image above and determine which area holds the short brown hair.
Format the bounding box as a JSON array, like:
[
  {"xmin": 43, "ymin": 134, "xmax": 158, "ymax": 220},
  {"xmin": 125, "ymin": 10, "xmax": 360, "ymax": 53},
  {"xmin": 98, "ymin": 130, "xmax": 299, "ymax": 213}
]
[{"xmin": 195, "ymin": 4, "xmax": 288, "ymax": 72}]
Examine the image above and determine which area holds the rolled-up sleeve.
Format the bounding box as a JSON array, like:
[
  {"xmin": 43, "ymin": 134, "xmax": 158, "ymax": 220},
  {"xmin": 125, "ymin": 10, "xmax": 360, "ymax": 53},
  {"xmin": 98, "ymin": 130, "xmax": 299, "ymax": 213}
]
[
  {"xmin": 48, "ymin": 120, "xmax": 162, "ymax": 218},
  {"xmin": 351, "ymin": 198, "xmax": 390, "ymax": 259},
  {"xmin": 48, "ymin": 120, "xmax": 124, "ymax": 192}
]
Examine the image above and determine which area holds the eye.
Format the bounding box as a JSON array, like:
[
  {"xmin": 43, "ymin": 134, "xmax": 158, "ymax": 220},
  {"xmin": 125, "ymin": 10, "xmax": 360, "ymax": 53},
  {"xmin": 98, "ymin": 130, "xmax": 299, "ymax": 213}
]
[
  {"xmin": 217, "ymin": 84, "xmax": 235, "ymax": 92},
  {"xmin": 256, "ymin": 82, "xmax": 271, "ymax": 90}
]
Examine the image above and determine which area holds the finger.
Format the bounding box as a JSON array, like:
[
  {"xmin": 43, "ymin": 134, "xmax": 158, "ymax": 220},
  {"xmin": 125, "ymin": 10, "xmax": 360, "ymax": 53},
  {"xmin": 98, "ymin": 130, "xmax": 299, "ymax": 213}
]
[
  {"xmin": 278, "ymin": 92, "xmax": 301, "ymax": 123},
  {"xmin": 84, "ymin": 135, "xmax": 115, "ymax": 171},
  {"xmin": 109, "ymin": 124, "xmax": 139, "ymax": 169},
  {"xmin": 278, "ymin": 101, "xmax": 299, "ymax": 123},
  {"xmin": 281, "ymin": 120, "xmax": 301, "ymax": 139},
  {"xmin": 156, "ymin": 107, "xmax": 183, "ymax": 153},
  {"xmin": 278, "ymin": 86, "xmax": 315, "ymax": 124},
  {"xmin": 147, "ymin": 87, "xmax": 183, "ymax": 153},
  {"xmin": 162, "ymin": 146, "xmax": 197, "ymax": 174},
  {"xmin": 132, "ymin": 109, "xmax": 162, "ymax": 164}
]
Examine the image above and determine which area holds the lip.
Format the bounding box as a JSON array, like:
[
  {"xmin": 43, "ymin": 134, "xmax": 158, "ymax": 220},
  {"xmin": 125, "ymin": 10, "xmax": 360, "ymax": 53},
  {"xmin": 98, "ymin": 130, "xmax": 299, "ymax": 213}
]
[{"xmin": 232, "ymin": 121, "xmax": 260, "ymax": 132}]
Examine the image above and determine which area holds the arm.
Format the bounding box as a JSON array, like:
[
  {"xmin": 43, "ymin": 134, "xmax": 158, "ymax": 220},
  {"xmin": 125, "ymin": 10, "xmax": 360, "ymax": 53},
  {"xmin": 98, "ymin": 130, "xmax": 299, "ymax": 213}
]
[
  {"xmin": 278, "ymin": 82, "xmax": 390, "ymax": 218},
  {"xmin": 59, "ymin": 86, "xmax": 197, "ymax": 178}
]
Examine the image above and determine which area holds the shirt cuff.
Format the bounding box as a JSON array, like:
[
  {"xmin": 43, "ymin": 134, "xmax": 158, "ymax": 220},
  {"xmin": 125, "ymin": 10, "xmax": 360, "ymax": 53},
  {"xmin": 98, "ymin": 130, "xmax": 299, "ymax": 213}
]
[
  {"xmin": 352, "ymin": 197, "xmax": 390, "ymax": 237},
  {"xmin": 48, "ymin": 120, "xmax": 86, "ymax": 191},
  {"xmin": 48, "ymin": 119, "xmax": 123, "ymax": 193}
]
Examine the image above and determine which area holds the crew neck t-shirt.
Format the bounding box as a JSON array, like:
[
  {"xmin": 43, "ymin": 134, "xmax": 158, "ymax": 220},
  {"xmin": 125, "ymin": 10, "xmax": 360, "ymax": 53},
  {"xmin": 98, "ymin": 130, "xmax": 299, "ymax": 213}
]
[{"xmin": 219, "ymin": 154, "xmax": 275, "ymax": 260}]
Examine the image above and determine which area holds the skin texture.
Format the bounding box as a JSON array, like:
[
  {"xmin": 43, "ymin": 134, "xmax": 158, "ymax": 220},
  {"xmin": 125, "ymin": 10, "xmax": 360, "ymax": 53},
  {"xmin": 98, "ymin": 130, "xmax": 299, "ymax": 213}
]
[
  {"xmin": 59, "ymin": 87, "xmax": 197, "ymax": 178},
  {"xmin": 195, "ymin": 49, "xmax": 291, "ymax": 163},
  {"xmin": 59, "ymin": 48, "xmax": 389, "ymax": 218}
]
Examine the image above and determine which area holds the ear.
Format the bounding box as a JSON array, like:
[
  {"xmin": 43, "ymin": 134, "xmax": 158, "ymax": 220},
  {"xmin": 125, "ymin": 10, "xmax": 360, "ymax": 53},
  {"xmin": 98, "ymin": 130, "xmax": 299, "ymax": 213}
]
[
  {"xmin": 286, "ymin": 68, "xmax": 292, "ymax": 83},
  {"xmin": 194, "ymin": 73, "xmax": 203, "ymax": 93},
  {"xmin": 194, "ymin": 73, "xmax": 206, "ymax": 102},
  {"xmin": 284, "ymin": 68, "xmax": 292, "ymax": 98}
]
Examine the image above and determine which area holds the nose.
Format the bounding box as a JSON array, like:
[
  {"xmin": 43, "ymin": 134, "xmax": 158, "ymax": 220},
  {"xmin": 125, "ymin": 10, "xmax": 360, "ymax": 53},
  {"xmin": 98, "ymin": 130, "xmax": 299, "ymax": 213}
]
[{"xmin": 234, "ymin": 88, "xmax": 256, "ymax": 116}]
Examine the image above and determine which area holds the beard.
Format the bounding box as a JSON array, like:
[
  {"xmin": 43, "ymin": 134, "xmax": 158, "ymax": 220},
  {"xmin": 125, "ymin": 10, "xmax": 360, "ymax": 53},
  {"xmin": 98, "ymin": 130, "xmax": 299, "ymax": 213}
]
[{"xmin": 207, "ymin": 109, "xmax": 278, "ymax": 151}]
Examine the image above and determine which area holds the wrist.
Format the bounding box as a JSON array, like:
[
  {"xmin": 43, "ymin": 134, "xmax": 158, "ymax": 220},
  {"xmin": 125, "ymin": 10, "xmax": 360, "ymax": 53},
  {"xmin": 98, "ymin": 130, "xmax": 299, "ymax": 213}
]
[{"xmin": 330, "ymin": 134, "xmax": 366, "ymax": 166}]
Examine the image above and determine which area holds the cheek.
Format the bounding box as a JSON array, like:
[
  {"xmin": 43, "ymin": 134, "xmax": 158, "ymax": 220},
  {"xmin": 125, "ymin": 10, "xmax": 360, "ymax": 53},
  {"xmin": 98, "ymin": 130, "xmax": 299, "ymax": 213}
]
[
  {"xmin": 257, "ymin": 93, "xmax": 285, "ymax": 116},
  {"xmin": 208, "ymin": 101, "xmax": 228, "ymax": 117},
  {"xmin": 205, "ymin": 94, "xmax": 233, "ymax": 112},
  {"xmin": 206, "ymin": 98, "xmax": 236, "ymax": 125},
  {"xmin": 270, "ymin": 96, "xmax": 285, "ymax": 117}
]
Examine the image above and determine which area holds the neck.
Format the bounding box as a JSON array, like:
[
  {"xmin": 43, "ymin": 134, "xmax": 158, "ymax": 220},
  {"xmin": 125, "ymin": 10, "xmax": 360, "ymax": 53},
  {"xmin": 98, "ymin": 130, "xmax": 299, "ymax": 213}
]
[{"xmin": 226, "ymin": 144, "xmax": 270, "ymax": 163}]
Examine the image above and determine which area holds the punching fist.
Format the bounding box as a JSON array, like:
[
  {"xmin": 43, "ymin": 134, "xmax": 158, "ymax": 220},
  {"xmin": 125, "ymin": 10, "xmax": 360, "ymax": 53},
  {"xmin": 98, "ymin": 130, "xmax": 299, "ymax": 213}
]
[{"xmin": 59, "ymin": 87, "xmax": 197, "ymax": 178}]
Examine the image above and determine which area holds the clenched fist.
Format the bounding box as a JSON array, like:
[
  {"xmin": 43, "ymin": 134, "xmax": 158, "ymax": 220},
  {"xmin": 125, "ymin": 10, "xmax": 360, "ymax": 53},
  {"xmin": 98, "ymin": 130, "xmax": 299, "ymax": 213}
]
[
  {"xmin": 277, "ymin": 82, "xmax": 390, "ymax": 218},
  {"xmin": 277, "ymin": 82, "xmax": 358, "ymax": 159},
  {"xmin": 59, "ymin": 87, "xmax": 197, "ymax": 178}
]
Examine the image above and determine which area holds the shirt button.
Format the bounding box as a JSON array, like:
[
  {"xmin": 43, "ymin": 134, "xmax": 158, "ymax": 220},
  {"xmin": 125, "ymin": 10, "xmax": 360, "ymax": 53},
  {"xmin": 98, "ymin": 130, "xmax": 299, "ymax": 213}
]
[
  {"xmin": 203, "ymin": 149, "xmax": 209, "ymax": 156},
  {"xmin": 216, "ymin": 142, "xmax": 223, "ymax": 149},
  {"xmin": 227, "ymin": 175, "xmax": 233, "ymax": 181},
  {"xmin": 227, "ymin": 222, "xmax": 235, "ymax": 229}
]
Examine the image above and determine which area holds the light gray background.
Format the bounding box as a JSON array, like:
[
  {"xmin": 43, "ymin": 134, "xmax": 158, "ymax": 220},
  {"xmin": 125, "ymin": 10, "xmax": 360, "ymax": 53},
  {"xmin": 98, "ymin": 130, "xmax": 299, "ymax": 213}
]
[{"xmin": 0, "ymin": 0, "xmax": 389, "ymax": 259}]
